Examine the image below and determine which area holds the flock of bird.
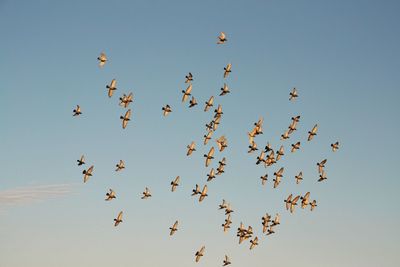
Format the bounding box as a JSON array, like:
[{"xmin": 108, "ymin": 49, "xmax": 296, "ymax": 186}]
[{"xmin": 72, "ymin": 31, "xmax": 339, "ymax": 265}]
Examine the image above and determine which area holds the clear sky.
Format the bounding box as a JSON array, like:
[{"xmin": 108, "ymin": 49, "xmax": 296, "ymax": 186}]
[{"xmin": 1, "ymin": 0, "xmax": 399, "ymax": 266}]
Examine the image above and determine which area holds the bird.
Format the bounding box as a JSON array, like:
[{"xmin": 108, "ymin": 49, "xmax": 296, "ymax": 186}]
[
  {"xmin": 214, "ymin": 104, "xmax": 223, "ymax": 118},
  {"xmin": 182, "ymin": 84, "xmax": 192, "ymax": 102},
  {"xmin": 264, "ymin": 142, "xmax": 273, "ymax": 153},
  {"xmin": 222, "ymin": 215, "xmax": 232, "ymax": 232},
  {"xmin": 204, "ymin": 96, "xmax": 214, "ymax": 112},
  {"xmin": 105, "ymin": 189, "xmax": 116, "ymax": 201},
  {"xmin": 262, "ymin": 213, "xmax": 271, "ymax": 233},
  {"xmin": 219, "ymin": 199, "xmax": 229, "ymax": 210},
  {"xmin": 217, "ymin": 32, "xmax": 227, "ymax": 44},
  {"xmin": 308, "ymin": 124, "xmax": 318, "ymax": 141},
  {"xmin": 114, "ymin": 211, "xmax": 123, "ymax": 226},
  {"xmin": 97, "ymin": 52, "xmax": 107, "ymax": 67},
  {"xmin": 219, "ymin": 83, "xmax": 230, "ymax": 96},
  {"xmin": 256, "ymin": 151, "xmax": 266, "ymax": 165},
  {"xmin": 271, "ymin": 213, "xmax": 280, "ymax": 227},
  {"xmin": 170, "ymin": 176, "xmax": 180, "ymax": 192},
  {"xmin": 120, "ymin": 109, "xmax": 131, "ymax": 129},
  {"xmin": 289, "ymin": 195, "xmax": 300, "ymax": 213},
  {"xmin": 289, "ymin": 87, "xmax": 298, "ymax": 101},
  {"xmin": 265, "ymin": 150, "xmax": 276, "ymax": 167},
  {"xmin": 223, "ymin": 255, "xmax": 231, "ymax": 266},
  {"xmin": 119, "ymin": 93, "xmax": 133, "ymax": 108},
  {"xmin": 189, "ymin": 96, "xmax": 198, "ymax": 108},
  {"xmin": 284, "ymin": 194, "xmax": 293, "ymax": 211},
  {"xmin": 223, "ymin": 63, "xmax": 232, "ymax": 78},
  {"xmin": 224, "ymin": 204, "xmax": 234, "ymax": 215},
  {"xmin": 141, "ymin": 187, "xmax": 152, "ymax": 199},
  {"xmin": 187, "ymin": 142, "xmax": 196, "ymax": 156},
  {"xmin": 82, "ymin": 165, "xmax": 94, "ymax": 183},
  {"xmin": 318, "ymin": 170, "xmax": 327, "ymax": 182},
  {"xmin": 216, "ymin": 164, "xmax": 225, "ymax": 175},
  {"xmin": 205, "ymin": 122, "xmax": 214, "ymax": 131},
  {"xmin": 291, "ymin": 141, "xmax": 301, "ymax": 153},
  {"xmin": 204, "ymin": 147, "xmax": 215, "ymax": 167},
  {"xmin": 77, "ymin": 155, "xmax": 85, "ymax": 166},
  {"xmin": 213, "ymin": 116, "xmax": 221, "ymax": 131},
  {"xmin": 207, "ymin": 168, "xmax": 216, "ymax": 182},
  {"xmin": 288, "ymin": 116, "xmax": 300, "ymax": 134},
  {"xmin": 216, "ymin": 136, "xmax": 228, "ymax": 152},
  {"xmin": 266, "ymin": 225, "xmax": 275, "ymax": 235},
  {"xmin": 162, "ymin": 104, "xmax": 172, "ymax": 116},
  {"xmin": 276, "ymin": 145, "xmax": 284, "ymax": 161},
  {"xmin": 273, "ymin": 167, "xmax": 284, "ymax": 188},
  {"xmin": 195, "ymin": 246, "xmax": 205, "ymax": 262},
  {"xmin": 203, "ymin": 131, "xmax": 213, "ymax": 145},
  {"xmin": 106, "ymin": 79, "xmax": 117, "ymax": 98},
  {"xmin": 260, "ymin": 174, "xmax": 268, "ymax": 185},
  {"xmin": 250, "ymin": 237, "xmax": 259, "ymax": 250},
  {"xmin": 295, "ymin": 171, "xmax": 303, "ymax": 184},
  {"xmin": 301, "ymin": 192, "xmax": 310, "ymax": 209},
  {"xmin": 317, "ymin": 159, "xmax": 327, "ymax": 174},
  {"xmin": 331, "ymin": 141, "xmax": 339, "ymax": 152},
  {"xmin": 169, "ymin": 220, "xmax": 179, "ymax": 236},
  {"xmin": 73, "ymin": 105, "xmax": 82, "ymax": 116},
  {"xmin": 115, "ymin": 160, "xmax": 125, "ymax": 171},
  {"xmin": 248, "ymin": 141, "xmax": 258, "ymax": 153},
  {"xmin": 281, "ymin": 129, "xmax": 290, "ymax": 140},
  {"xmin": 199, "ymin": 185, "xmax": 208, "ymax": 202},
  {"xmin": 185, "ymin": 72, "xmax": 193, "ymax": 83},
  {"xmin": 192, "ymin": 184, "xmax": 201, "ymax": 196},
  {"xmin": 310, "ymin": 200, "xmax": 317, "ymax": 211}
]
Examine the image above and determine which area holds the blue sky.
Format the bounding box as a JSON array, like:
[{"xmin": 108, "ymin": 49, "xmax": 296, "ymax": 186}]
[{"xmin": 0, "ymin": 0, "xmax": 399, "ymax": 266}]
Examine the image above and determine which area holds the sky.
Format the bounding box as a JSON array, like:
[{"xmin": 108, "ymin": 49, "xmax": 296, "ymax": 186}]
[{"xmin": 0, "ymin": 0, "xmax": 399, "ymax": 266}]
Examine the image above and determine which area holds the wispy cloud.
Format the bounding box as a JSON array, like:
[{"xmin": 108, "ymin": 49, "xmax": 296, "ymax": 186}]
[{"xmin": 0, "ymin": 184, "xmax": 74, "ymax": 208}]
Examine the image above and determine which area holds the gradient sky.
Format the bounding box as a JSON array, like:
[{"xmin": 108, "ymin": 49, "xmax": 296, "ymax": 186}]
[{"xmin": 1, "ymin": 0, "xmax": 399, "ymax": 266}]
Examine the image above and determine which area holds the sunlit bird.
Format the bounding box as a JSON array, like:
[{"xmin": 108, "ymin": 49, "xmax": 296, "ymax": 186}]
[
  {"xmin": 195, "ymin": 246, "xmax": 205, "ymax": 262},
  {"xmin": 162, "ymin": 104, "xmax": 172, "ymax": 116},
  {"xmin": 207, "ymin": 168, "xmax": 216, "ymax": 182},
  {"xmin": 119, "ymin": 93, "xmax": 133, "ymax": 108},
  {"xmin": 301, "ymin": 192, "xmax": 310, "ymax": 209},
  {"xmin": 114, "ymin": 211, "xmax": 123, "ymax": 227},
  {"xmin": 331, "ymin": 141, "xmax": 340, "ymax": 152},
  {"xmin": 182, "ymin": 84, "xmax": 192, "ymax": 102},
  {"xmin": 187, "ymin": 141, "xmax": 196, "ymax": 156},
  {"xmin": 317, "ymin": 159, "xmax": 327, "ymax": 174},
  {"xmin": 106, "ymin": 79, "xmax": 117, "ymax": 98},
  {"xmin": 216, "ymin": 136, "xmax": 228, "ymax": 152},
  {"xmin": 295, "ymin": 171, "xmax": 303, "ymax": 184},
  {"xmin": 204, "ymin": 96, "xmax": 214, "ymax": 112},
  {"xmin": 120, "ymin": 109, "xmax": 131, "ymax": 129},
  {"xmin": 73, "ymin": 105, "xmax": 82, "ymax": 116},
  {"xmin": 105, "ymin": 189, "xmax": 116, "ymax": 201},
  {"xmin": 273, "ymin": 167, "xmax": 284, "ymax": 188},
  {"xmin": 250, "ymin": 237, "xmax": 259, "ymax": 250},
  {"xmin": 97, "ymin": 52, "xmax": 107, "ymax": 67},
  {"xmin": 203, "ymin": 131, "xmax": 213, "ymax": 145},
  {"xmin": 291, "ymin": 141, "xmax": 301, "ymax": 153},
  {"xmin": 217, "ymin": 32, "xmax": 227, "ymax": 44},
  {"xmin": 248, "ymin": 141, "xmax": 258, "ymax": 153},
  {"xmin": 276, "ymin": 145, "xmax": 284, "ymax": 161},
  {"xmin": 204, "ymin": 147, "xmax": 215, "ymax": 167},
  {"xmin": 115, "ymin": 160, "xmax": 125, "ymax": 172},
  {"xmin": 220, "ymin": 83, "xmax": 230, "ymax": 96},
  {"xmin": 82, "ymin": 165, "xmax": 94, "ymax": 183},
  {"xmin": 223, "ymin": 255, "xmax": 231, "ymax": 266},
  {"xmin": 260, "ymin": 174, "xmax": 268, "ymax": 185},
  {"xmin": 308, "ymin": 124, "xmax": 318, "ymax": 141},
  {"xmin": 185, "ymin": 72, "xmax": 193, "ymax": 83},
  {"xmin": 189, "ymin": 96, "xmax": 198, "ymax": 108},
  {"xmin": 170, "ymin": 176, "xmax": 180, "ymax": 192},
  {"xmin": 169, "ymin": 220, "xmax": 179, "ymax": 236},
  {"xmin": 289, "ymin": 87, "xmax": 298, "ymax": 101},
  {"xmin": 192, "ymin": 184, "xmax": 201, "ymax": 196},
  {"xmin": 271, "ymin": 213, "xmax": 280, "ymax": 226},
  {"xmin": 310, "ymin": 200, "xmax": 317, "ymax": 211},
  {"xmin": 199, "ymin": 185, "xmax": 208, "ymax": 202},
  {"xmin": 318, "ymin": 170, "xmax": 327, "ymax": 182},
  {"xmin": 141, "ymin": 187, "xmax": 152, "ymax": 199},
  {"xmin": 77, "ymin": 155, "xmax": 85, "ymax": 166},
  {"xmin": 223, "ymin": 63, "xmax": 232, "ymax": 78}
]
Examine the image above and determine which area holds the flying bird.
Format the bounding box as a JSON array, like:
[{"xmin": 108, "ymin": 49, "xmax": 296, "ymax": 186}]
[
  {"xmin": 317, "ymin": 159, "xmax": 327, "ymax": 174},
  {"xmin": 141, "ymin": 187, "xmax": 152, "ymax": 199},
  {"xmin": 97, "ymin": 52, "xmax": 107, "ymax": 67},
  {"xmin": 187, "ymin": 142, "xmax": 196, "ymax": 156},
  {"xmin": 192, "ymin": 184, "xmax": 201, "ymax": 196},
  {"xmin": 106, "ymin": 79, "xmax": 117, "ymax": 97},
  {"xmin": 105, "ymin": 189, "xmax": 116, "ymax": 201},
  {"xmin": 182, "ymin": 84, "xmax": 192, "ymax": 102},
  {"xmin": 301, "ymin": 192, "xmax": 310, "ymax": 209},
  {"xmin": 120, "ymin": 109, "xmax": 131, "ymax": 129},
  {"xmin": 289, "ymin": 87, "xmax": 298, "ymax": 101},
  {"xmin": 295, "ymin": 171, "xmax": 303, "ymax": 184},
  {"xmin": 331, "ymin": 141, "xmax": 339, "ymax": 152},
  {"xmin": 204, "ymin": 96, "xmax": 214, "ymax": 112},
  {"xmin": 289, "ymin": 195, "xmax": 300, "ymax": 213},
  {"xmin": 82, "ymin": 165, "xmax": 94, "ymax": 183},
  {"xmin": 248, "ymin": 141, "xmax": 258, "ymax": 153},
  {"xmin": 77, "ymin": 155, "xmax": 85, "ymax": 166},
  {"xmin": 114, "ymin": 211, "xmax": 123, "ymax": 226},
  {"xmin": 250, "ymin": 237, "xmax": 259, "ymax": 250},
  {"xmin": 162, "ymin": 104, "xmax": 172, "ymax": 116},
  {"xmin": 170, "ymin": 176, "xmax": 180, "ymax": 192},
  {"xmin": 115, "ymin": 160, "xmax": 125, "ymax": 171},
  {"xmin": 310, "ymin": 200, "xmax": 317, "ymax": 211},
  {"xmin": 119, "ymin": 93, "xmax": 133, "ymax": 108},
  {"xmin": 308, "ymin": 124, "xmax": 318, "ymax": 141},
  {"xmin": 73, "ymin": 105, "xmax": 82, "ymax": 116},
  {"xmin": 223, "ymin": 255, "xmax": 231, "ymax": 266},
  {"xmin": 204, "ymin": 147, "xmax": 215, "ymax": 167},
  {"xmin": 189, "ymin": 96, "xmax": 198, "ymax": 108},
  {"xmin": 185, "ymin": 72, "xmax": 193, "ymax": 83},
  {"xmin": 273, "ymin": 167, "xmax": 284, "ymax": 188},
  {"xmin": 281, "ymin": 129, "xmax": 290, "ymax": 140},
  {"xmin": 260, "ymin": 174, "xmax": 268, "ymax": 185},
  {"xmin": 223, "ymin": 63, "xmax": 232, "ymax": 78},
  {"xmin": 219, "ymin": 83, "xmax": 230, "ymax": 96},
  {"xmin": 276, "ymin": 145, "xmax": 284, "ymax": 161},
  {"xmin": 207, "ymin": 168, "xmax": 216, "ymax": 182},
  {"xmin": 291, "ymin": 141, "xmax": 301, "ymax": 153},
  {"xmin": 199, "ymin": 185, "xmax": 208, "ymax": 202},
  {"xmin": 169, "ymin": 220, "xmax": 179, "ymax": 236},
  {"xmin": 217, "ymin": 32, "xmax": 227, "ymax": 44},
  {"xmin": 195, "ymin": 246, "xmax": 205, "ymax": 262},
  {"xmin": 203, "ymin": 131, "xmax": 213, "ymax": 145},
  {"xmin": 216, "ymin": 136, "xmax": 228, "ymax": 152},
  {"xmin": 284, "ymin": 194, "xmax": 293, "ymax": 211},
  {"xmin": 318, "ymin": 170, "xmax": 327, "ymax": 182}
]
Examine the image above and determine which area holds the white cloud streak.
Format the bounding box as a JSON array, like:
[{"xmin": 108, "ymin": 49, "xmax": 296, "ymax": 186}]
[{"xmin": 0, "ymin": 184, "xmax": 73, "ymax": 207}]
